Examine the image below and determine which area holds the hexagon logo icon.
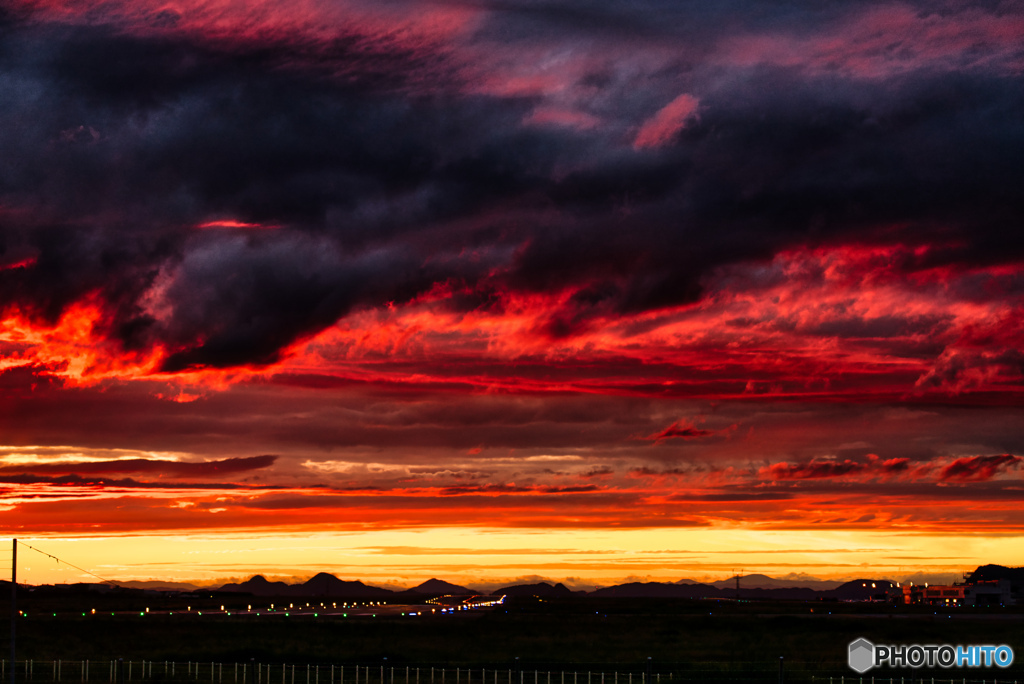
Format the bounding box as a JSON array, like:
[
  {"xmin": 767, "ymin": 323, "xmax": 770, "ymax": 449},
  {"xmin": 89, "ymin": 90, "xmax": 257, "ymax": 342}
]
[{"xmin": 848, "ymin": 638, "xmax": 875, "ymax": 674}]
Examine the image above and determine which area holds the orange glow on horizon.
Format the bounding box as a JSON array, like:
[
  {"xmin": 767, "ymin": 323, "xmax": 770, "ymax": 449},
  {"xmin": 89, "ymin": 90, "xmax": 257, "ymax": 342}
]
[{"xmin": 7, "ymin": 527, "xmax": 1023, "ymax": 589}]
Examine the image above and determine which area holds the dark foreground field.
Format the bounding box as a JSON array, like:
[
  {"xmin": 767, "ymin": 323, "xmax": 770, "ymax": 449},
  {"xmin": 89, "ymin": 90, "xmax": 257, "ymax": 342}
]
[{"xmin": 4, "ymin": 594, "xmax": 1024, "ymax": 683}]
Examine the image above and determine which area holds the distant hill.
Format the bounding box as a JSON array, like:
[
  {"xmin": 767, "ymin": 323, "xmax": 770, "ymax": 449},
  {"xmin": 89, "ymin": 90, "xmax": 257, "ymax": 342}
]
[
  {"xmin": 218, "ymin": 575, "xmax": 293, "ymax": 596},
  {"xmin": 24, "ymin": 568, "xmax": 1011, "ymax": 603},
  {"xmin": 218, "ymin": 574, "xmax": 394, "ymax": 598},
  {"xmin": 589, "ymin": 582, "xmax": 717, "ymax": 599},
  {"xmin": 212, "ymin": 573, "xmax": 894, "ymax": 601},
  {"xmin": 117, "ymin": 580, "xmax": 202, "ymax": 592},
  {"xmin": 587, "ymin": 579, "xmax": 894, "ymax": 601},
  {"xmin": 406, "ymin": 578, "xmax": 471, "ymax": 595},
  {"xmin": 709, "ymin": 574, "xmax": 843, "ymax": 591},
  {"xmin": 298, "ymin": 573, "xmax": 395, "ymax": 598},
  {"xmin": 491, "ymin": 582, "xmax": 575, "ymax": 598}
]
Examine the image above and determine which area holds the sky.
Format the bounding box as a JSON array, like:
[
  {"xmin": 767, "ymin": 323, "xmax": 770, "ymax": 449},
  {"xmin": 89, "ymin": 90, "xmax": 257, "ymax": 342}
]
[{"xmin": 1, "ymin": 0, "xmax": 1023, "ymax": 589}]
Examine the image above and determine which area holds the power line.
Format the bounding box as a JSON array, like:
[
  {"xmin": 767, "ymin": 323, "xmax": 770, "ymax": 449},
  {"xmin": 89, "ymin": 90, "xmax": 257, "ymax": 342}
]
[{"xmin": 16, "ymin": 540, "xmax": 120, "ymax": 586}]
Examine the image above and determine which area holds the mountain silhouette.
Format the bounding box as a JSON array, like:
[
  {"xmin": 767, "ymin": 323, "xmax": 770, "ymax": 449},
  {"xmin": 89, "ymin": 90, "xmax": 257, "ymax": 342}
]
[
  {"xmin": 218, "ymin": 575, "xmax": 293, "ymax": 596},
  {"xmin": 407, "ymin": 578, "xmax": 471, "ymax": 594},
  {"xmin": 218, "ymin": 573, "xmax": 394, "ymax": 598},
  {"xmin": 300, "ymin": 573, "xmax": 394, "ymax": 598},
  {"xmin": 590, "ymin": 582, "xmax": 717, "ymax": 599},
  {"xmin": 491, "ymin": 582, "xmax": 575, "ymax": 598},
  {"xmin": 709, "ymin": 574, "xmax": 843, "ymax": 591},
  {"xmin": 59, "ymin": 565, "xmax": 1010, "ymax": 602}
]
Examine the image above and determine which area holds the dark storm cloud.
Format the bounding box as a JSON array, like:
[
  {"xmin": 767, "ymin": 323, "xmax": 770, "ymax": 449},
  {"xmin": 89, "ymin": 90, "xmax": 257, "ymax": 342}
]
[
  {"xmin": 0, "ymin": 454, "xmax": 277, "ymax": 477},
  {"xmin": 766, "ymin": 458, "xmax": 866, "ymax": 479},
  {"xmin": 0, "ymin": 4, "xmax": 1022, "ymax": 368},
  {"xmin": 0, "ymin": 473, "xmax": 268, "ymax": 489},
  {"xmin": 938, "ymin": 454, "xmax": 1022, "ymax": 482},
  {"xmin": 0, "ymin": 18, "xmax": 549, "ymax": 367}
]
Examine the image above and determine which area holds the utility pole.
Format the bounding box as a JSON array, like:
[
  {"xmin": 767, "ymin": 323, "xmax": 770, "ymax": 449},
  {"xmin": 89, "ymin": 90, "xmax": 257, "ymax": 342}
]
[{"xmin": 10, "ymin": 538, "xmax": 16, "ymax": 684}]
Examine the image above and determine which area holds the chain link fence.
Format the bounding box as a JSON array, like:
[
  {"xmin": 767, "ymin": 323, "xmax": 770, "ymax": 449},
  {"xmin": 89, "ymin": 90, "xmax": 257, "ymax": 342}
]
[{"xmin": 1, "ymin": 661, "xmax": 1021, "ymax": 684}]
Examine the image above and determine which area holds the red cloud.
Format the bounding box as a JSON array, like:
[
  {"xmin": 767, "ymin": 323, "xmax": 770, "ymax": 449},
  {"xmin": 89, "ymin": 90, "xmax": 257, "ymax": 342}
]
[
  {"xmin": 644, "ymin": 421, "xmax": 714, "ymax": 443},
  {"xmin": 764, "ymin": 458, "xmax": 865, "ymax": 480},
  {"xmin": 879, "ymin": 457, "xmax": 910, "ymax": 474},
  {"xmin": 633, "ymin": 93, "xmax": 699, "ymax": 149},
  {"xmin": 939, "ymin": 454, "xmax": 1022, "ymax": 482}
]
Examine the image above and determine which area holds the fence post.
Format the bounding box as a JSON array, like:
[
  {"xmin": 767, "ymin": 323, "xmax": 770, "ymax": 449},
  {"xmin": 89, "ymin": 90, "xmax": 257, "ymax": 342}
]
[{"xmin": 778, "ymin": 657, "xmax": 783, "ymax": 684}]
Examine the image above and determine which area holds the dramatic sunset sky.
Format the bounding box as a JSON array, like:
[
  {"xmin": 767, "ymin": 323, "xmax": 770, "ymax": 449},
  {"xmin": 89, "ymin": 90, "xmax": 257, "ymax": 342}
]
[{"xmin": 1, "ymin": 0, "xmax": 1023, "ymax": 589}]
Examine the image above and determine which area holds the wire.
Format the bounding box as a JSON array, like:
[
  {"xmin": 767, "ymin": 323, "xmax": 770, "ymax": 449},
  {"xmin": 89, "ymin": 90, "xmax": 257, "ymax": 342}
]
[{"xmin": 16, "ymin": 541, "xmax": 120, "ymax": 586}]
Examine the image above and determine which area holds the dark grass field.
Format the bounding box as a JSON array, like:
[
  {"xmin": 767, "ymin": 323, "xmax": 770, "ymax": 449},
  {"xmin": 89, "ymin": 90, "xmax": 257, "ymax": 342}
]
[{"xmin": 4, "ymin": 594, "xmax": 1024, "ymax": 682}]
